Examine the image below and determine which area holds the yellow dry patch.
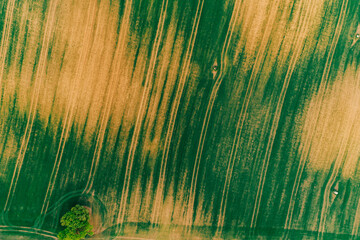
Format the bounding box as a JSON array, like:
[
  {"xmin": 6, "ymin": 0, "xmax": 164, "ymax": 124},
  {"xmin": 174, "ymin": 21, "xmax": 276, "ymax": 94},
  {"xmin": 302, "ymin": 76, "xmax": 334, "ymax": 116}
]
[
  {"xmin": 0, "ymin": 131, "xmax": 18, "ymax": 175},
  {"xmin": 17, "ymin": 3, "xmax": 43, "ymax": 114},
  {"xmin": 301, "ymin": 65, "xmax": 360, "ymax": 180},
  {"xmin": 141, "ymin": 15, "xmax": 180, "ymax": 164},
  {"xmin": 242, "ymin": 0, "xmax": 272, "ymax": 55}
]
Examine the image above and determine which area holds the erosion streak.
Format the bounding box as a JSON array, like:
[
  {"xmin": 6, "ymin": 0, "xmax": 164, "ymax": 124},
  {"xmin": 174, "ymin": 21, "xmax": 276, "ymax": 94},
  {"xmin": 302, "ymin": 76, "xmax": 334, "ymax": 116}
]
[
  {"xmin": 83, "ymin": 0, "xmax": 133, "ymax": 194},
  {"xmin": 216, "ymin": 0, "xmax": 281, "ymax": 233},
  {"xmin": 0, "ymin": 0, "xmax": 15, "ymax": 94},
  {"xmin": 3, "ymin": 0, "xmax": 59, "ymax": 217},
  {"xmin": 251, "ymin": 0, "xmax": 315, "ymax": 229},
  {"xmin": 151, "ymin": 0, "xmax": 204, "ymax": 225},
  {"xmin": 35, "ymin": 0, "xmax": 98, "ymax": 228},
  {"xmin": 285, "ymin": 0, "xmax": 348, "ymax": 233},
  {"xmin": 116, "ymin": 0, "xmax": 169, "ymax": 231}
]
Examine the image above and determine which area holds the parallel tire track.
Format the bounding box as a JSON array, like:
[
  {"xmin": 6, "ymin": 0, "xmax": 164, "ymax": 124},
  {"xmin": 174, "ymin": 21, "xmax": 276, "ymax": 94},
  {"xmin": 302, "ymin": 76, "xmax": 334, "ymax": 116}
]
[
  {"xmin": 0, "ymin": 0, "xmax": 15, "ymax": 95},
  {"xmin": 185, "ymin": 0, "xmax": 244, "ymax": 230},
  {"xmin": 82, "ymin": 0, "xmax": 133, "ymax": 195},
  {"xmin": 2, "ymin": 0, "xmax": 59, "ymax": 221},
  {"xmin": 250, "ymin": 0, "xmax": 317, "ymax": 230},
  {"xmin": 284, "ymin": 0, "xmax": 348, "ymax": 235},
  {"xmin": 216, "ymin": 0, "xmax": 282, "ymax": 234},
  {"xmin": 315, "ymin": 4, "xmax": 349, "ymax": 238},
  {"xmin": 115, "ymin": 0, "xmax": 169, "ymax": 233},
  {"xmin": 0, "ymin": 226, "xmax": 57, "ymax": 239},
  {"xmin": 151, "ymin": 0, "xmax": 205, "ymax": 225},
  {"xmin": 34, "ymin": 0, "xmax": 98, "ymax": 228}
]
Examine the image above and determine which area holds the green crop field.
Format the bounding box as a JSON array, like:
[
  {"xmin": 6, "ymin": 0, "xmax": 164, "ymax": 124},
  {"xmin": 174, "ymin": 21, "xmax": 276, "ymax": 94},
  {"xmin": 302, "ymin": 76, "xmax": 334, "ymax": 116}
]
[{"xmin": 0, "ymin": 0, "xmax": 360, "ymax": 239}]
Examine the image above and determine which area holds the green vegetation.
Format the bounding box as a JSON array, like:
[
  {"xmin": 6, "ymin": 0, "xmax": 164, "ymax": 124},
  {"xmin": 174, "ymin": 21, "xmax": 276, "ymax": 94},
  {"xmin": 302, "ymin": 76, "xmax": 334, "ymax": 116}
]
[{"xmin": 57, "ymin": 205, "xmax": 94, "ymax": 240}]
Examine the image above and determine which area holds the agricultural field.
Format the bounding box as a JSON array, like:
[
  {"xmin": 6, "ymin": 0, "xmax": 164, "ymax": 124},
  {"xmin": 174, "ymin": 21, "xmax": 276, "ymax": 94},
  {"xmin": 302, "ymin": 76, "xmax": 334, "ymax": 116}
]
[{"xmin": 0, "ymin": 0, "xmax": 360, "ymax": 239}]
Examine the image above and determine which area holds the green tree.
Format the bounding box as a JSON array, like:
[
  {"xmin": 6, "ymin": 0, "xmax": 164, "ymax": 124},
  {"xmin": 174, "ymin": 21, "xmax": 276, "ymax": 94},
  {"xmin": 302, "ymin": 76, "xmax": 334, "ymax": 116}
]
[{"xmin": 58, "ymin": 205, "xmax": 94, "ymax": 240}]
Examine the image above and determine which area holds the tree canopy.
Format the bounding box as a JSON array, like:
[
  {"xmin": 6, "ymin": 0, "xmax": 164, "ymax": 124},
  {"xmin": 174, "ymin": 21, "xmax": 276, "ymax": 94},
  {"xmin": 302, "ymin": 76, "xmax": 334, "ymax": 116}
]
[{"xmin": 58, "ymin": 205, "xmax": 94, "ymax": 240}]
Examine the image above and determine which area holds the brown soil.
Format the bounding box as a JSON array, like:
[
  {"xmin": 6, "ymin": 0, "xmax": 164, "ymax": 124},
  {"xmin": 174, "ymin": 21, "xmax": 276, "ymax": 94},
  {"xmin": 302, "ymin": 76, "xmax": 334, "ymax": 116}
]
[{"xmin": 84, "ymin": 202, "xmax": 105, "ymax": 235}]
